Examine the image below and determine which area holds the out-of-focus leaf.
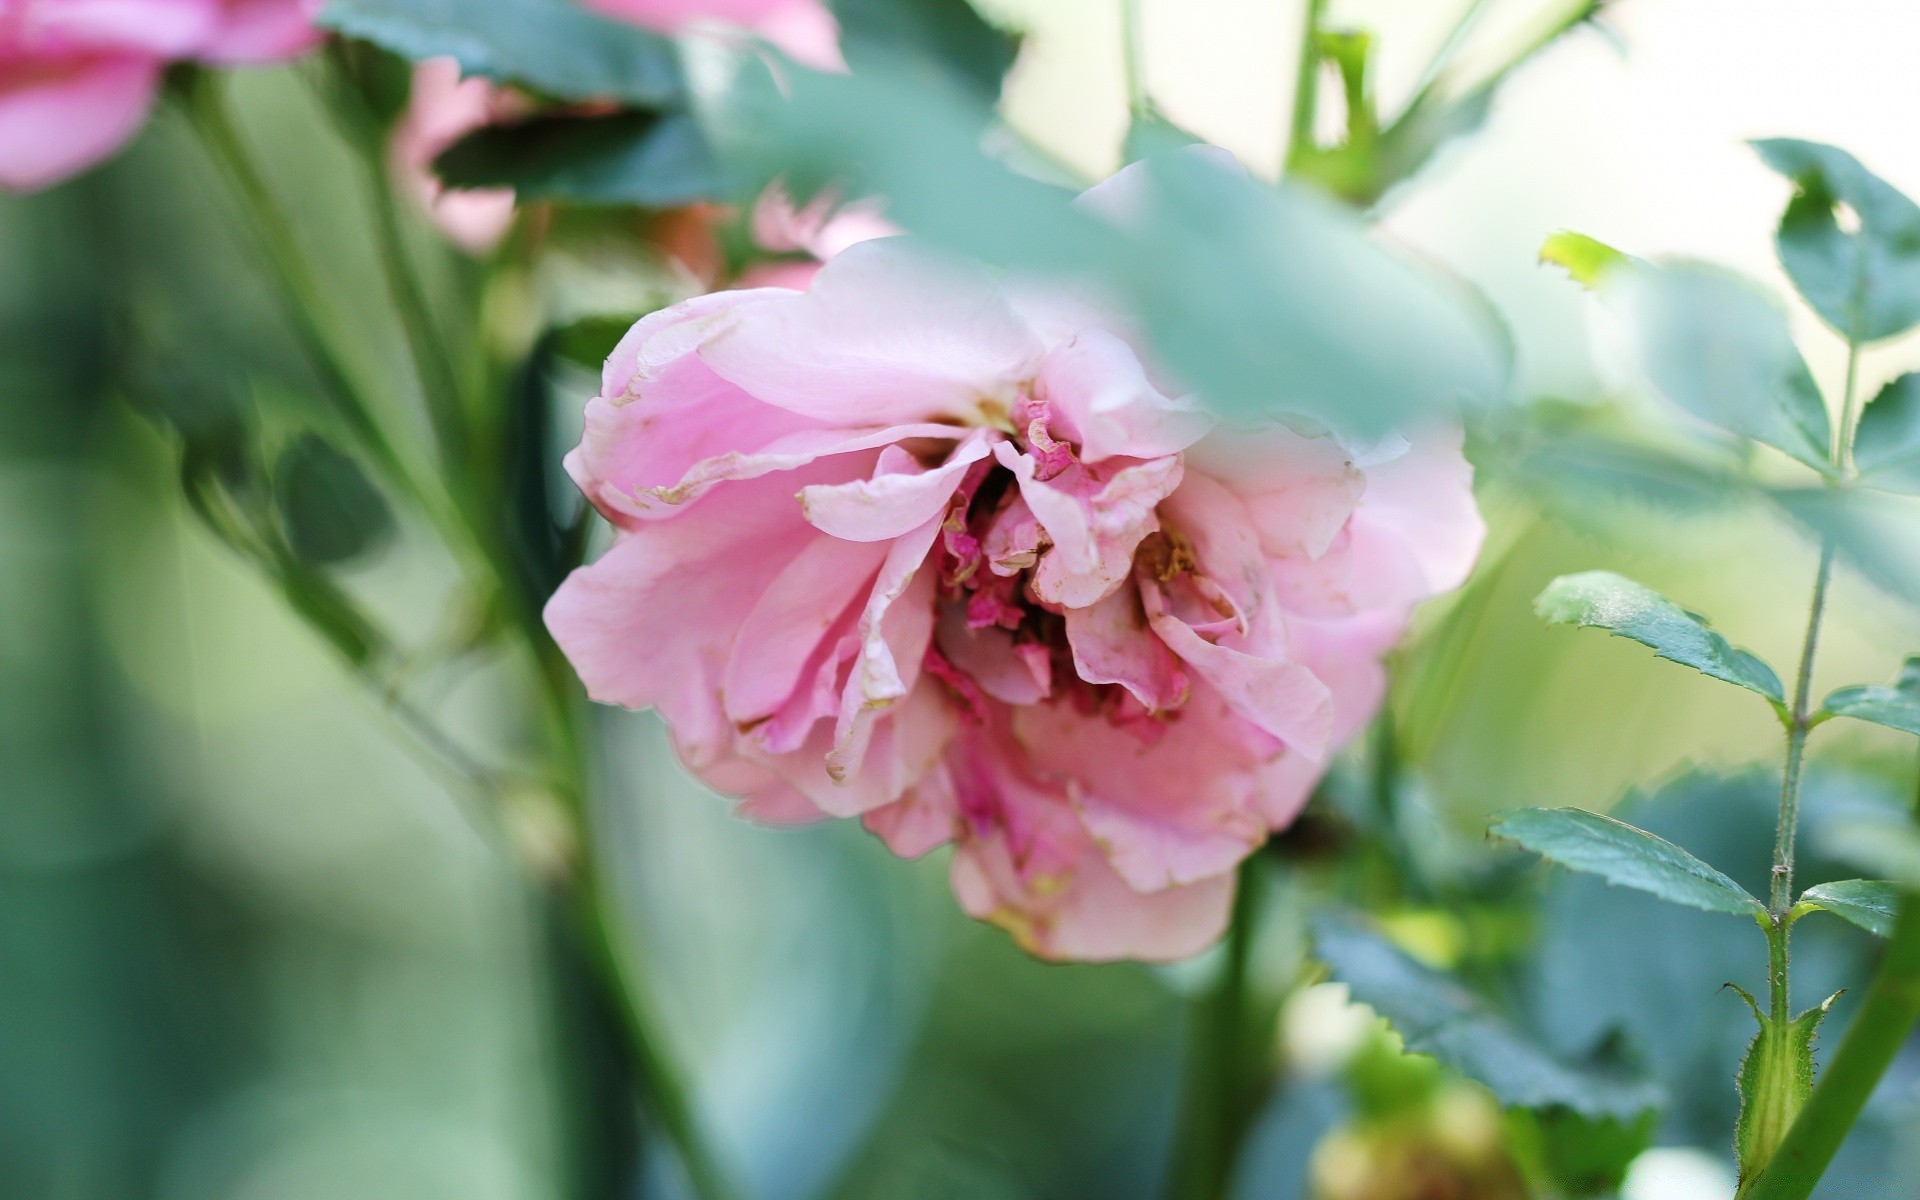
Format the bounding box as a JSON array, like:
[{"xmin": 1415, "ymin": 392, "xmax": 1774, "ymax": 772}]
[
  {"xmin": 1821, "ymin": 815, "xmax": 1920, "ymax": 889},
  {"xmin": 316, "ymin": 0, "xmax": 684, "ymax": 105},
  {"xmin": 1539, "ymin": 231, "xmax": 1627, "ymax": 290},
  {"xmin": 832, "ymin": 0, "xmax": 1020, "ymax": 105},
  {"xmin": 1121, "ymin": 106, "xmax": 1200, "ymax": 165},
  {"xmin": 328, "ymin": 38, "xmax": 415, "ymax": 129},
  {"xmin": 1366, "ymin": 86, "xmax": 1491, "ymax": 206},
  {"xmin": 1508, "ymin": 432, "xmax": 1749, "ymax": 518},
  {"xmin": 551, "ymin": 313, "xmax": 648, "ymax": 371},
  {"xmin": 1856, "ymin": 372, "xmax": 1920, "ymax": 494},
  {"xmin": 1752, "ymin": 139, "xmax": 1920, "ymax": 343},
  {"xmin": 715, "ymin": 58, "xmax": 1509, "ymax": 439},
  {"xmin": 1491, "ymin": 807, "xmax": 1768, "ymax": 918},
  {"xmin": 1795, "ymin": 880, "xmax": 1902, "ymax": 938},
  {"xmin": 1773, "ymin": 487, "xmax": 1920, "ymax": 608},
  {"xmin": 1603, "ymin": 259, "xmax": 1834, "ymax": 474},
  {"xmin": 1311, "ymin": 914, "xmax": 1663, "ymax": 1119},
  {"xmin": 1535, "ymin": 571, "xmax": 1786, "ymax": 705},
  {"xmin": 1508, "ymin": 1101, "xmax": 1659, "ymax": 1199},
  {"xmin": 273, "ymin": 434, "xmax": 394, "ymax": 566},
  {"xmin": 434, "ymin": 111, "xmax": 722, "ymax": 207},
  {"xmin": 1733, "ymin": 986, "xmax": 1839, "ymax": 1189},
  {"xmin": 1822, "ymin": 656, "xmax": 1920, "ymax": 737}
]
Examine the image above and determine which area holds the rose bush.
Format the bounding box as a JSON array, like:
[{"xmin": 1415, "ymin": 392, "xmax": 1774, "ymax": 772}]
[
  {"xmin": 0, "ymin": 0, "xmax": 318, "ymax": 191},
  {"xmin": 544, "ymin": 162, "xmax": 1483, "ymax": 960}
]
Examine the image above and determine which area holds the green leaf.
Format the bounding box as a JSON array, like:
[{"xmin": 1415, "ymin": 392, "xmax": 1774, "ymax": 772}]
[
  {"xmin": 1733, "ymin": 986, "xmax": 1839, "ymax": 1188},
  {"xmin": 1534, "ymin": 570, "xmax": 1785, "ymax": 704},
  {"xmin": 1752, "ymin": 139, "xmax": 1920, "ymax": 343},
  {"xmin": 273, "ymin": 434, "xmax": 395, "ymax": 566},
  {"xmin": 316, "ymin": 0, "xmax": 684, "ymax": 105},
  {"xmin": 1821, "ymin": 655, "xmax": 1920, "ymax": 736},
  {"xmin": 1539, "ymin": 231, "xmax": 1627, "ymax": 290},
  {"xmin": 550, "ymin": 313, "xmax": 649, "ymax": 371},
  {"xmin": 1490, "ymin": 806, "xmax": 1767, "ymax": 917},
  {"xmin": 1794, "ymin": 879, "xmax": 1901, "ymax": 938},
  {"xmin": 832, "ymin": 0, "xmax": 1020, "ymax": 106},
  {"xmin": 1855, "ymin": 372, "xmax": 1920, "ymax": 495},
  {"xmin": 1772, "ymin": 487, "xmax": 1920, "ymax": 609},
  {"xmin": 1312, "ymin": 915, "xmax": 1661, "ymax": 1119},
  {"xmin": 434, "ymin": 111, "xmax": 722, "ymax": 207},
  {"xmin": 1507, "ymin": 1102, "xmax": 1658, "ymax": 1199},
  {"xmin": 1602, "ymin": 259, "xmax": 1834, "ymax": 474}
]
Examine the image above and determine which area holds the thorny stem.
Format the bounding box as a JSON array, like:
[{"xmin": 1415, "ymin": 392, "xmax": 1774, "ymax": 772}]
[{"xmin": 185, "ymin": 70, "xmax": 738, "ymax": 1200}]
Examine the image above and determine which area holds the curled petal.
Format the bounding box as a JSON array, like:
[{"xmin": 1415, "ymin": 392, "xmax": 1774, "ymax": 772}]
[
  {"xmin": 825, "ymin": 517, "xmax": 945, "ymax": 784},
  {"xmin": 1064, "ymin": 584, "xmax": 1188, "ymax": 711},
  {"xmin": 1037, "ymin": 328, "xmax": 1211, "ymax": 463},
  {"xmin": 800, "ymin": 432, "xmax": 994, "ymax": 541},
  {"xmin": 996, "ymin": 442, "xmax": 1181, "ymax": 609}
]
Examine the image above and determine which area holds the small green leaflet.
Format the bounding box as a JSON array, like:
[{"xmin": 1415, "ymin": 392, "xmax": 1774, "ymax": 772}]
[
  {"xmin": 1311, "ymin": 914, "xmax": 1662, "ymax": 1120},
  {"xmin": 1601, "ymin": 259, "xmax": 1834, "ymax": 475},
  {"xmin": 1821, "ymin": 656, "xmax": 1920, "ymax": 736},
  {"xmin": 1731, "ymin": 985, "xmax": 1839, "ymax": 1188},
  {"xmin": 1855, "ymin": 373, "xmax": 1920, "ymax": 495},
  {"xmin": 1793, "ymin": 880, "xmax": 1902, "ymax": 938},
  {"xmin": 1490, "ymin": 806, "xmax": 1767, "ymax": 918},
  {"xmin": 1535, "ymin": 571, "xmax": 1785, "ymax": 706},
  {"xmin": 1752, "ymin": 139, "xmax": 1920, "ymax": 344},
  {"xmin": 1539, "ymin": 231, "xmax": 1627, "ymax": 290}
]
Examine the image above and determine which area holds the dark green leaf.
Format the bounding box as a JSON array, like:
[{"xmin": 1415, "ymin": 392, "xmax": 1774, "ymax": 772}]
[
  {"xmin": 1538, "ymin": 230, "xmax": 1628, "ymax": 290},
  {"xmin": 1733, "ymin": 987, "xmax": 1838, "ymax": 1187},
  {"xmin": 316, "ymin": 0, "xmax": 684, "ymax": 105},
  {"xmin": 1490, "ymin": 806, "xmax": 1767, "ymax": 917},
  {"xmin": 1795, "ymin": 880, "xmax": 1901, "ymax": 938},
  {"xmin": 1772, "ymin": 487, "xmax": 1920, "ymax": 608},
  {"xmin": 1821, "ymin": 656, "xmax": 1920, "ymax": 736},
  {"xmin": 1312, "ymin": 914, "xmax": 1662, "ymax": 1119},
  {"xmin": 1535, "ymin": 570, "xmax": 1785, "ymax": 704},
  {"xmin": 434, "ymin": 111, "xmax": 722, "ymax": 207},
  {"xmin": 1752, "ymin": 139, "xmax": 1920, "ymax": 343},
  {"xmin": 1855, "ymin": 372, "xmax": 1920, "ymax": 494},
  {"xmin": 1603, "ymin": 259, "xmax": 1833, "ymax": 474},
  {"xmin": 273, "ymin": 434, "xmax": 395, "ymax": 566},
  {"xmin": 832, "ymin": 0, "xmax": 1020, "ymax": 106}
]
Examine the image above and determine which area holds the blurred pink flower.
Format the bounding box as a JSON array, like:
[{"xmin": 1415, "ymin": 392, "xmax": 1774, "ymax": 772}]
[
  {"xmin": 0, "ymin": 0, "xmax": 319, "ymax": 191},
  {"xmin": 581, "ymin": 0, "xmax": 842, "ymax": 72},
  {"xmin": 733, "ymin": 183, "xmax": 895, "ymax": 289},
  {"xmin": 391, "ymin": 58, "xmax": 523, "ymax": 254},
  {"xmin": 545, "ymin": 164, "xmax": 1484, "ymax": 962}
]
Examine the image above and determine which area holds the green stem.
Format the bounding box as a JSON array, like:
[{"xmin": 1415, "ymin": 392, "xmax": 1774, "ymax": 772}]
[
  {"xmin": 1283, "ymin": 0, "xmax": 1328, "ymax": 171},
  {"xmin": 1165, "ymin": 860, "xmax": 1271, "ymax": 1200},
  {"xmin": 1120, "ymin": 0, "xmax": 1149, "ymax": 116},
  {"xmin": 1769, "ymin": 542, "xmax": 1835, "ymax": 918}
]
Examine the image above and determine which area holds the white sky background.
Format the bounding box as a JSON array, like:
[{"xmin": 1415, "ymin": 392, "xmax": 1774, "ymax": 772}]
[{"xmin": 985, "ymin": 0, "xmax": 1920, "ymax": 402}]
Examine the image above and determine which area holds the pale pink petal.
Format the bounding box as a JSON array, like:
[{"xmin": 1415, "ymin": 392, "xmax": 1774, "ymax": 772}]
[
  {"xmin": 826, "ymin": 516, "xmax": 944, "ymax": 783},
  {"xmin": 862, "ymin": 763, "xmax": 960, "ymax": 857},
  {"xmin": 700, "ymin": 238, "xmax": 1047, "ymax": 426},
  {"xmin": 1191, "ymin": 426, "xmax": 1363, "ymax": 561},
  {"xmin": 935, "ymin": 602, "xmax": 1049, "ymax": 705},
  {"xmin": 0, "ymin": 52, "xmax": 156, "ymax": 191},
  {"xmin": 392, "ymin": 59, "xmax": 521, "ymax": 253},
  {"xmin": 722, "ymin": 533, "xmax": 889, "ymax": 727},
  {"xmin": 581, "ymin": 0, "xmax": 843, "ymax": 70},
  {"xmin": 1064, "ymin": 584, "xmax": 1188, "ymax": 711},
  {"xmin": 19, "ymin": 0, "xmax": 217, "ymax": 56},
  {"xmin": 799, "ymin": 433, "xmax": 994, "ymax": 542},
  {"xmin": 196, "ymin": 0, "xmax": 319, "ymax": 63},
  {"xmin": 981, "ymin": 491, "xmax": 1045, "ymax": 575},
  {"xmin": 995, "ymin": 442, "xmax": 1181, "ymax": 609},
  {"xmin": 1036, "ymin": 328, "xmax": 1211, "ymax": 463}
]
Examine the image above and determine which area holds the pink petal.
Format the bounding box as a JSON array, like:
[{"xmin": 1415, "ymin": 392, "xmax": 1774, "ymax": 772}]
[
  {"xmin": 799, "ymin": 432, "xmax": 994, "ymax": 542},
  {"xmin": 700, "ymin": 238, "xmax": 1047, "ymax": 427},
  {"xmin": 1191, "ymin": 426, "xmax": 1363, "ymax": 561},
  {"xmin": 0, "ymin": 52, "xmax": 156, "ymax": 191},
  {"xmin": 825, "ymin": 516, "xmax": 944, "ymax": 783},
  {"xmin": 196, "ymin": 0, "xmax": 320, "ymax": 63},
  {"xmin": 721, "ymin": 533, "xmax": 890, "ymax": 728},
  {"xmin": 582, "ymin": 0, "xmax": 843, "ymax": 70},
  {"xmin": 1064, "ymin": 584, "xmax": 1188, "ymax": 711},
  {"xmin": 1036, "ymin": 328, "xmax": 1211, "ymax": 463},
  {"xmin": 18, "ymin": 0, "xmax": 217, "ymax": 56},
  {"xmin": 862, "ymin": 763, "xmax": 959, "ymax": 858},
  {"xmin": 995, "ymin": 442, "xmax": 1181, "ymax": 609},
  {"xmin": 934, "ymin": 602, "xmax": 1049, "ymax": 705}
]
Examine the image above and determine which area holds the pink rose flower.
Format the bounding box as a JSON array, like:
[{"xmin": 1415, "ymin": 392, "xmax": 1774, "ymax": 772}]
[
  {"xmin": 390, "ymin": 58, "xmax": 524, "ymax": 254},
  {"xmin": 545, "ymin": 166, "xmax": 1485, "ymax": 961},
  {"xmin": 580, "ymin": 0, "xmax": 842, "ymax": 72},
  {"xmin": 0, "ymin": 0, "xmax": 319, "ymax": 192}
]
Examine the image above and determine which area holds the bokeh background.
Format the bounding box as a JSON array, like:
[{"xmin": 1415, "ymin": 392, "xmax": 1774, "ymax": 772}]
[{"xmin": 5, "ymin": 1, "xmax": 1920, "ymax": 1198}]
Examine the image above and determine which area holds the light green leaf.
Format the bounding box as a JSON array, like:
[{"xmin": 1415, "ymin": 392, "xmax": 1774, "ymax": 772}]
[
  {"xmin": 1855, "ymin": 372, "xmax": 1920, "ymax": 495},
  {"xmin": 1490, "ymin": 806, "xmax": 1767, "ymax": 917},
  {"xmin": 1773, "ymin": 487, "xmax": 1920, "ymax": 609},
  {"xmin": 1311, "ymin": 914, "xmax": 1662, "ymax": 1120},
  {"xmin": 832, "ymin": 0, "xmax": 1020, "ymax": 106},
  {"xmin": 1603, "ymin": 260, "xmax": 1834, "ymax": 474},
  {"xmin": 317, "ymin": 0, "xmax": 684, "ymax": 105},
  {"xmin": 1733, "ymin": 986, "xmax": 1839, "ymax": 1188},
  {"xmin": 1821, "ymin": 656, "xmax": 1920, "ymax": 736},
  {"xmin": 1794, "ymin": 879, "xmax": 1901, "ymax": 937},
  {"xmin": 1752, "ymin": 139, "xmax": 1920, "ymax": 343},
  {"xmin": 1539, "ymin": 231, "xmax": 1627, "ymax": 290},
  {"xmin": 434, "ymin": 111, "xmax": 722, "ymax": 207},
  {"xmin": 1535, "ymin": 571, "xmax": 1785, "ymax": 704}
]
